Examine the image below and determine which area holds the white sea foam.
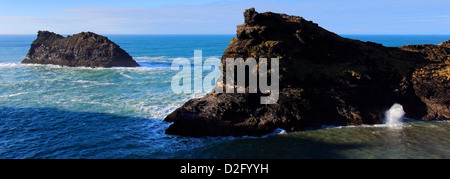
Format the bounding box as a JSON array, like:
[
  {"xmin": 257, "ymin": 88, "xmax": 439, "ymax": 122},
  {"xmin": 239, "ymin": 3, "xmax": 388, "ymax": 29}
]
[
  {"xmin": 111, "ymin": 66, "xmax": 170, "ymax": 71},
  {"xmin": 0, "ymin": 62, "xmax": 55, "ymax": 68},
  {"xmin": 0, "ymin": 92, "xmax": 30, "ymax": 98},
  {"xmin": 119, "ymin": 72, "xmax": 133, "ymax": 79},
  {"xmin": 324, "ymin": 104, "xmax": 407, "ymax": 129},
  {"xmin": 385, "ymin": 103, "xmax": 405, "ymax": 126},
  {"xmin": 265, "ymin": 128, "xmax": 288, "ymax": 137},
  {"xmin": 134, "ymin": 56, "xmax": 221, "ymax": 63},
  {"xmin": 0, "ymin": 62, "xmax": 21, "ymax": 68},
  {"xmin": 134, "ymin": 56, "xmax": 172, "ymax": 63},
  {"xmin": 71, "ymin": 80, "xmax": 115, "ymax": 86},
  {"xmin": 136, "ymin": 104, "xmax": 180, "ymax": 119},
  {"xmin": 0, "ymin": 62, "xmax": 168, "ymax": 71}
]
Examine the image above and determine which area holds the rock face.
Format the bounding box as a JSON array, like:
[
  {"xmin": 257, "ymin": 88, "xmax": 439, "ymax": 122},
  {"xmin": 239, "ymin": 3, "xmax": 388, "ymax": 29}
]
[
  {"xmin": 165, "ymin": 8, "xmax": 450, "ymax": 137},
  {"xmin": 399, "ymin": 42, "xmax": 450, "ymax": 120},
  {"xmin": 22, "ymin": 31, "xmax": 139, "ymax": 67}
]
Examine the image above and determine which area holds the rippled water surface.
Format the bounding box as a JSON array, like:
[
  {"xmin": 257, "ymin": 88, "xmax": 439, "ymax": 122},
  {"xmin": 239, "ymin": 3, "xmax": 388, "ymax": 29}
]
[{"xmin": 191, "ymin": 121, "xmax": 450, "ymax": 159}]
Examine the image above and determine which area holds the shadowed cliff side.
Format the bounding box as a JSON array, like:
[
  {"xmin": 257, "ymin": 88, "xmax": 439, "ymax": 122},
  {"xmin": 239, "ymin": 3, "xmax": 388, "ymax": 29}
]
[
  {"xmin": 165, "ymin": 8, "xmax": 449, "ymax": 137},
  {"xmin": 22, "ymin": 31, "xmax": 139, "ymax": 68}
]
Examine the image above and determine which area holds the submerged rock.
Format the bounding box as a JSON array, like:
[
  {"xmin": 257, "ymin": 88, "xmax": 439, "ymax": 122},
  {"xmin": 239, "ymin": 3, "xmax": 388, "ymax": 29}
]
[
  {"xmin": 22, "ymin": 31, "xmax": 139, "ymax": 67},
  {"xmin": 165, "ymin": 8, "xmax": 450, "ymax": 137}
]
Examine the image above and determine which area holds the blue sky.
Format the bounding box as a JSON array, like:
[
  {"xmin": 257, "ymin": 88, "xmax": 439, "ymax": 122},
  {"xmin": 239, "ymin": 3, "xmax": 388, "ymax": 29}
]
[{"xmin": 0, "ymin": 0, "xmax": 449, "ymax": 34}]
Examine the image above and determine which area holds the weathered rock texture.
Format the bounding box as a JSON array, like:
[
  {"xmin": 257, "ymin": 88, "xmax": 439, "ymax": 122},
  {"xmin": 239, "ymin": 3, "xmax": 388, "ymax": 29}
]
[
  {"xmin": 165, "ymin": 8, "xmax": 449, "ymax": 137},
  {"xmin": 22, "ymin": 31, "xmax": 139, "ymax": 67}
]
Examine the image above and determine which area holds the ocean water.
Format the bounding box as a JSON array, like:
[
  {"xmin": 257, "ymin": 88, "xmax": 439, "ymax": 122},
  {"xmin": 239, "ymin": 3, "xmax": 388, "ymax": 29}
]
[{"xmin": 0, "ymin": 34, "xmax": 449, "ymax": 159}]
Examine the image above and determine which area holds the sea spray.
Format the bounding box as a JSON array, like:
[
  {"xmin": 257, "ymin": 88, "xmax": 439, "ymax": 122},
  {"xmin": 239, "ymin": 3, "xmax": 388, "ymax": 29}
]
[{"xmin": 385, "ymin": 103, "xmax": 405, "ymax": 125}]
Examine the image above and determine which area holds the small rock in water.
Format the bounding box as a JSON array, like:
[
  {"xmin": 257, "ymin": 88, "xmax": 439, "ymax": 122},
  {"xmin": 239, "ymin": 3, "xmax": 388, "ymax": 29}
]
[{"xmin": 22, "ymin": 31, "xmax": 140, "ymax": 68}]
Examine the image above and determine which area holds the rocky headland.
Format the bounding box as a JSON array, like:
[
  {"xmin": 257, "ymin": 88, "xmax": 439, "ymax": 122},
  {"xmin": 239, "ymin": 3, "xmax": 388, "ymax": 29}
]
[
  {"xmin": 165, "ymin": 8, "xmax": 450, "ymax": 137},
  {"xmin": 22, "ymin": 31, "xmax": 139, "ymax": 67}
]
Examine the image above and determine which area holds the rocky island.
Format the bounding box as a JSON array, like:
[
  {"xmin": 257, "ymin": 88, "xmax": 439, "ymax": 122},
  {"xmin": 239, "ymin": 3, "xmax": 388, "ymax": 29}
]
[
  {"xmin": 165, "ymin": 8, "xmax": 450, "ymax": 137},
  {"xmin": 22, "ymin": 31, "xmax": 139, "ymax": 67}
]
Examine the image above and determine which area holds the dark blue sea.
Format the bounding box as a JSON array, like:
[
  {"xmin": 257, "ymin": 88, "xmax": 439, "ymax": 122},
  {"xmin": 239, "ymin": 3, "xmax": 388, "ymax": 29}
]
[{"xmin": 0, "ymin": 34, "xmax": 449, "ymax": 159}]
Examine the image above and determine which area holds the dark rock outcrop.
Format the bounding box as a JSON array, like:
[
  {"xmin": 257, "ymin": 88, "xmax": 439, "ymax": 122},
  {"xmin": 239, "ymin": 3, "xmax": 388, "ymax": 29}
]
[
  {"xmin": 22, "ymin": 31, "xmax": 139, "ymax": 67},
  {"xmin": 399, "ymin": 42, "xmax": 450, "ymax": 120},
  {"xmin": 165, "ymin": 8, "xmax": 449, "ymax": 137}
]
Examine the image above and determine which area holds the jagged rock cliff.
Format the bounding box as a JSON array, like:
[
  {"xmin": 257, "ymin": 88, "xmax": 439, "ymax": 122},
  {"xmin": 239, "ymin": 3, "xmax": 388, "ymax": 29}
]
[
  {"xmin": 22, "ymin": 31, "xmax": 139, "ymax": 67},
  {"xmin": 165, "ymin": 8, "xmax": 449, "ymax": 137}
]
